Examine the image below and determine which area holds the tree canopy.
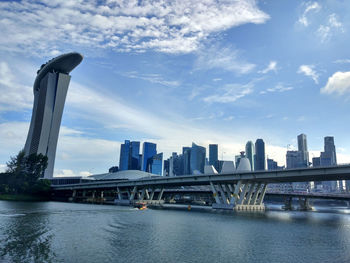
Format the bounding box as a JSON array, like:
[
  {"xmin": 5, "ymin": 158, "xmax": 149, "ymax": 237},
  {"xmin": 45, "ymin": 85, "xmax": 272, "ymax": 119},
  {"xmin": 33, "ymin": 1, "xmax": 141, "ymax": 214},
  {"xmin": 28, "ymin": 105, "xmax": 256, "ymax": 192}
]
[{"xmin": 0, "ymin": 150, "xmax": 50, "ymax": 196}]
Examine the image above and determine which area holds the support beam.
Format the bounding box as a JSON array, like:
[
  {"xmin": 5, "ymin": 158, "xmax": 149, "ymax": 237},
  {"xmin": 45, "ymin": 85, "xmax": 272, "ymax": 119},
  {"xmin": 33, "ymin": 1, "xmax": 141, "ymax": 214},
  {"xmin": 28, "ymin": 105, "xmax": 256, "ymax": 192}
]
[
  {"xmin": 237, "ymin": 183, "xmax": 249, "ymax": 205},
  {"xmin": 140, "ymin": 188, "xmax": 146, "ymax": 200},
  {"xmin": 257, "ymin": 184, "xmax": 268, "ymax": 205},
  {"xmin": 116, "ymin": 187, "xmax": 122, "ymax": 200},
  {"xmin": 250, "ymin": 183, "xmax": 262, "ymax": 205},
  {"xmin": 130, "ymin": 186, "xmax": 137, "ymax": 201},
  {"xmin": 149, "ymin": 188, "xmax": 155, "ymax": 200},
  {"xmin": 158, "ymin": 188, "xmax": 164, "ymax": 201},
  {"xmin": 245, "ymin": 183, "xmax": 256, "ymax": 205},
  {"xmin": 210, "ymin": 182, "xmax": 222, "ymax": 204},
  {"xmin": 145, "ymin": 189, "xmax": 150, "ymax": 200},
  {"xmin": 216, "ymin": 184, "xmax": 228, "ymax": 204},
  {"xmin": 230, "ymin": 181, "xmax": 242, "ymax": 205}
]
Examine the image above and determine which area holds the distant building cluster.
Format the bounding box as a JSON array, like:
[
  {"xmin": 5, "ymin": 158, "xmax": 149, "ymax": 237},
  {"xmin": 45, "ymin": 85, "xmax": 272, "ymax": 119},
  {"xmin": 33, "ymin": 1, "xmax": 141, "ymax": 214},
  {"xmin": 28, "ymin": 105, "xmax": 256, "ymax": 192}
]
[{"xmin": 111, "ymin": 134, "xmax": 348, "ymax": 193}]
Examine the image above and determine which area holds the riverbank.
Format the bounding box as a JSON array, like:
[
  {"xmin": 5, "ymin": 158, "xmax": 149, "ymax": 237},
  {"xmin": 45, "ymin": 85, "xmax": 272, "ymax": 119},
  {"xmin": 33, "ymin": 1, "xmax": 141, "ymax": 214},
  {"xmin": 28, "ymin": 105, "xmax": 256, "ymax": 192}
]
[{"xmin": 0, "ymin": 194, "xmax": 49, "ymax": 202}]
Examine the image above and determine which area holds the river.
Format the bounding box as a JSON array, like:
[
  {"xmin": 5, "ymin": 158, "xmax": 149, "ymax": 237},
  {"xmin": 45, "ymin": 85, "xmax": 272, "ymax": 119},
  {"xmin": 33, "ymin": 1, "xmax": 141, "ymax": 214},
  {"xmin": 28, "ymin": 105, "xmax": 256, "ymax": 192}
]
[{"xmin": 1, "ymin": 201, "xmax": 350, "ymax": 263}]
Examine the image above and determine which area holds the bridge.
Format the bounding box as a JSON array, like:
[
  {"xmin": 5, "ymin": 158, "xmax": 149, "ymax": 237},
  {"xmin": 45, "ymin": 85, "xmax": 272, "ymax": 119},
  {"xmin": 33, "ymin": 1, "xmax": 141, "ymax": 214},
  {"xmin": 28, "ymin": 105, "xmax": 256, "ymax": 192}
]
[{"xmin": 51, "ymin": 165, "xmax": 350, "ymax": 211}]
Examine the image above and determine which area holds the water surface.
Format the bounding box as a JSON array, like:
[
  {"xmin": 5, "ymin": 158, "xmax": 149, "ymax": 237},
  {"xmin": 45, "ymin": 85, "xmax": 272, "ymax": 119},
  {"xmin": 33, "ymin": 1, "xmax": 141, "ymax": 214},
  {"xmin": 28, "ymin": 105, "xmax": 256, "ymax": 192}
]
[{"xmin": 1, "ymin": 201, "xmax": 350, "ymax": 263}]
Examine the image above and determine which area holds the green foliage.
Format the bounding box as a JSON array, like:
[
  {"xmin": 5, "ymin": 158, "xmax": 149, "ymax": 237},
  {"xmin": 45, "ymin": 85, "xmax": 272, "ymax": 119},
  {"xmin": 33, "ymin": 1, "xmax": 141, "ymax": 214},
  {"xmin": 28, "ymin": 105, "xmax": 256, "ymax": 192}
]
[{"xmin": 0, "ymin": 150, "xmax": 50, "ymax": 197}]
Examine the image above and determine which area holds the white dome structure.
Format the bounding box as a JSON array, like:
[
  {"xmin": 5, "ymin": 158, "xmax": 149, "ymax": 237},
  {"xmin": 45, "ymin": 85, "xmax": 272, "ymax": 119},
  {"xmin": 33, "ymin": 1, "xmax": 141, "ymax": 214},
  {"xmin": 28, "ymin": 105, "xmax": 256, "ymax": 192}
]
[
  {"xmin": 237, "ymin": 157, "xmax": 252, "ymax": 172},
  {"xmin": 204, "ymin": 165, "xmax": 218, "ymax": 174},
  {"xmin": 220, "ymin": 161, "xmax": 235, "ymax": 174}
]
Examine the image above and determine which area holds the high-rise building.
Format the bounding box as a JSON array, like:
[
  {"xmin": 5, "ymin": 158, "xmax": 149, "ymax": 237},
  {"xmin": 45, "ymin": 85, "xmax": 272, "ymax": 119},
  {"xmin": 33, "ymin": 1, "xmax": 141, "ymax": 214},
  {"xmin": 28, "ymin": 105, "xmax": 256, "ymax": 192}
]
[
  {"xmin": 209, "ymin": 144, "xmax": 218, "ymax": 171},
  {"xmin": 141, "ymin": 142, "xmax": 157, "ymax": 172},
  {"xmin": 286, "ymin": 150, "xmax": 303, "ymax": 169},
  {"xmin": 321, "ymin": 136, "xmax": 338, "ymax": 191},
  {"xmin": 245, "ymin": 141, "xmax": 255, "ymax": 171},
  {"xmin": 130, "ymin": 141, "xmax": 140, "ymax": 170},
  {"xmin": 255, "ymin": 139, "xmax": 266, "ymax": 171},
  {"xmin": 190, "ymin": 142, "xmax": 206, "ymax": 174},
  {"xmin": 24, "ymin": 53, "xmax": 83, "ymax": 178},
  {"xmin": 150, "ymin": 153, "xmax": 163, "ymax": 176},
  {"xmin": 323, "ymin": 136, "xmax": 337, "ymax": 165},
  {"xmin": 119, "ymin": 140, "xmax": 131, "ymax": 171},
  {"xmin": 183, "ymin": 147, "xmax": 191, "ymax": 175},
  {"xmin": 297, "ymin": 133, "xmax": 309, "ymax": 167}
]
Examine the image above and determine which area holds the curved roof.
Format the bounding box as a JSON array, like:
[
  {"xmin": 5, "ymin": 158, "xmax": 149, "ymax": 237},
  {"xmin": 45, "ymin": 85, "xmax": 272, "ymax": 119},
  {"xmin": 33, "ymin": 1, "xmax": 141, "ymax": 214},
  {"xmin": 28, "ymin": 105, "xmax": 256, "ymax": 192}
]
[
  {"xmin": 237, "ymin": 157, "xmax": 252, "ymax": 172},
  {"xmin": 88, "ymin": 170, "xmax": 161, "ymax": 181},
  {"xmin": 34, "ymin": 52, "xmax": 83, "ymax": 93},
  {"xmin": 221, "ymin": 161, "xmax": 235, "ymax": 173}
]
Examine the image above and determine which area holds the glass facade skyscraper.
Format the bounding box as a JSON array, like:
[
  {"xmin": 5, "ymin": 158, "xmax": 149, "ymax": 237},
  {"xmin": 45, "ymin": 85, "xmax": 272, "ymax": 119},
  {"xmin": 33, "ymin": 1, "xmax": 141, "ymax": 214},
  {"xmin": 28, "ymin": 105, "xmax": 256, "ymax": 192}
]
[
  {"xmin": 297, "ymin": 133, "xmax": 309, "ymax": 167},
  {"xmin": 130, "ymin": 141, "xmax": 140, "ymax": 170},
  {"xmin": 209, "ymin": 144, "xmax": 218, "ymax": 171},
  {"xmin": 150, "ymin": 153, "xmax": 163, "ymax": 176},
  {"xmin": 255, "ymin": 139, "xmax": 266, "ymax": 171},
  {"xmin": 190, "ymin": 142, "xmax": 206, "ymax": 174},
  {"xmin": 245, "ymin": 141, "xmax": 255, "ymax": 171},
  {"xmin": 119, "ymin": 140, "xmax": 131, "ymax": 171},
  {"xmin": 141, "ymin": 142, "xmax": 157, "ymax": 172}
]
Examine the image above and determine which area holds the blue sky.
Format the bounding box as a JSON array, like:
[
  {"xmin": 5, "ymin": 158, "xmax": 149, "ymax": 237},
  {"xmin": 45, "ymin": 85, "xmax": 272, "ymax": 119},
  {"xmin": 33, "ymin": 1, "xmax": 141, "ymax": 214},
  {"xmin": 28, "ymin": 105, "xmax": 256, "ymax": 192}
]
[{"xmin": 1, "ymin": 0, "xmax": 350, "ymax": 176}]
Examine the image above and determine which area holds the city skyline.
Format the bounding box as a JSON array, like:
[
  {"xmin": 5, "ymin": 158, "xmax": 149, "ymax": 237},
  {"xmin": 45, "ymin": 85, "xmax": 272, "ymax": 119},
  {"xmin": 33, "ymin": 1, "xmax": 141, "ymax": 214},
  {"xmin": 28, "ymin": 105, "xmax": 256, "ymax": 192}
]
[{"xmin": 1, "ymin": 1, "xmax": 350, "ymax": 177}]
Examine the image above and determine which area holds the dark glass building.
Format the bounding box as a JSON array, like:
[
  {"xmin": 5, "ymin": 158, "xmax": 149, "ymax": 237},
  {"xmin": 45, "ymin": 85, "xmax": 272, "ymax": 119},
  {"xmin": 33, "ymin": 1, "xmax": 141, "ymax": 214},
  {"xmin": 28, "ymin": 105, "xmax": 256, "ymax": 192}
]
[
  {"xmin": 141, "ymin": 142, "xmax": 157, "ymax": 172},
  {"xmin": 130, "ymin": 141, "xmax": 141, "ymax": 170},
  {"xmin": 190, "ymin": 142, "xmax": 206, "ymax": 174},
  {"xmin": 119, "ymin": 140, "xmax": 131, "ymax": 171},
  {"xmin": 255, "ymin": 139, "xmax": 266, "ymax": 171},
  {"xmin": 209, "ymin": 144, "xmax": 218, "ymax": 171}
]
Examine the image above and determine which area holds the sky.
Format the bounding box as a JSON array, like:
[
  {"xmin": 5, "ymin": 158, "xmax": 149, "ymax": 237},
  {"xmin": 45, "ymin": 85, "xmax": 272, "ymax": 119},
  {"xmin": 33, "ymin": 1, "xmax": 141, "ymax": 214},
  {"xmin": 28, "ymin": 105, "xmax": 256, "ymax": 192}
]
[{"xmin": 1, "ymin": 0, "xmax": 350, "ymax": 177}]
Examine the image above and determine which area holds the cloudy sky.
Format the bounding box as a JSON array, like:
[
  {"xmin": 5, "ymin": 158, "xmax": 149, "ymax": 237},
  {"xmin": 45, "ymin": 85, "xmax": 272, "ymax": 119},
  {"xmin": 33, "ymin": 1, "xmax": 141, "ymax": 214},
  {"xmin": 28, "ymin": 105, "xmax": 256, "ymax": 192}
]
[{"xmin": 1, "ymin": 0, "xmax": 350, "ymax": 177}]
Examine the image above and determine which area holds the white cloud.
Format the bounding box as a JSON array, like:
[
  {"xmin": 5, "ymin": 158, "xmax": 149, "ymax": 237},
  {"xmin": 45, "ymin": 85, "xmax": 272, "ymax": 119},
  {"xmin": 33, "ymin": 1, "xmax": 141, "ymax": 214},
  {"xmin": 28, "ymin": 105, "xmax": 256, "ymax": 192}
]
[
  {"xmin": 333, "ymin": 59, "xmax": 350, "ymax": 64},
  {"xmin": 121, "ymin": 71, "xmax": 180, "ymax": 87},
  {"xmin": 0, "ymin": 61, "xmax": 33, "ymax": 112},
  {"xmin": 0, "ymin": 0, "xmax": 269, "ymax": 55},
  {"xmin": 261, "ymin": 83, "xmax": 293, "ymax": 94},
  {"xmin": 317, "ymin": 13, "xmax": 344, "ymax": 43},
  {"xmin": 259, "ymin": 61, "xmax": 277, "ymax": 74},
  {"xmin": 298, "ymin": 64, "xmax": 319, "ymax": 84},
  {"xmin": 195, "ymin": 45, "xmax": 256, "ymax": 74},
  {"xmin": 321, "ymin": 71, "xmax": 350, "ymax": 95},
  {"xmin": 298, "ymin": 2, "xmax": 321, "ymax": 27},
  {"xmin": 0, "ymin": 164, "xmax": 6, "ymax": 173},
  {"xmin": 203, "ymin": 83, "xmax": 253, "ymax": 104}
]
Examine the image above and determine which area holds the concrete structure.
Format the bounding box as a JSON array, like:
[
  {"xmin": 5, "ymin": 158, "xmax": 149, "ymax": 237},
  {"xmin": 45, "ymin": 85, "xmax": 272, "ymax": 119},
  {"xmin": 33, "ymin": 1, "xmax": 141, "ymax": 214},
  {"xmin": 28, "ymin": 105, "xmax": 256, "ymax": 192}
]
[
  {"xmin": 52, "ymin": 164, "xmax": 350, "ymax": 211},
  {"xmin": 24, "ymin": 52, "xmax": 83, "ymax": 178}
]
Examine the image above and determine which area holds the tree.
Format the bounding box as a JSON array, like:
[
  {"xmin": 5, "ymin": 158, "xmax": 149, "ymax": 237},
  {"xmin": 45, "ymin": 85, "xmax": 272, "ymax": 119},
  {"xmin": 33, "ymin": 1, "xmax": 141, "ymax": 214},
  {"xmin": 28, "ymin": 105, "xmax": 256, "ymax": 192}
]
[{"xmin": 0, "ymin": 150, "xmax": 49, "ymax": 195}]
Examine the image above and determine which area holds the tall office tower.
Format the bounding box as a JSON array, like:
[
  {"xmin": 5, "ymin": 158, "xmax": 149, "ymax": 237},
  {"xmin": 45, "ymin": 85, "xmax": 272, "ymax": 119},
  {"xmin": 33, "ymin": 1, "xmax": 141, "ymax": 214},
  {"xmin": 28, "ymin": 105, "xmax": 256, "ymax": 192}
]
[
  {"xmin": 169, "ymin": 152, "xmax": 182, "ymax": 176},
  {"xmin": 245, "ymin": 141, "xmax": 255, "ymax": 171},
  {"xmin": 183, "ymin": 147, "xmax": 191, "ymax": 175},
  {"xmin": 141, "ymin": 142, "xmax": 157, "ymax": 172},
  {"xmin": 267, "ymin": 159, "xmax": 278, "ymax": 170},
  {"xmin": 190, "ymin": 142, "xmax": 206, "ymax": 174},
  {"xmin": 297, "ymin": 133, "xmax": 309, "ymax": 167},
  {"xmin": 255, "ymin": 139, "xmax": 266, "ymax": 171},
  {"xmin": 286, "ymin": 150, "xmax": 303, "ymax": 168},
  {"xmin": 320, "ymin": 136, "xmax": 338, "ymax": 191},
  {"xmin": 150, "ymin": 153, "xmax": 163, "ymax": 175},
  {"xmin": 24, "ymin": 53, "xmax": 83, "ymax": 178},
  {"xmin": 119, "ymin": 140, "xmax": 131, "ymax": 171},
  {"xmin": 130, "ymin": 141, "xmax": 141, "ymax": 169},
  {"xmin": 209, "ymin": 144, "xmax": 218, "ymax": 171}
]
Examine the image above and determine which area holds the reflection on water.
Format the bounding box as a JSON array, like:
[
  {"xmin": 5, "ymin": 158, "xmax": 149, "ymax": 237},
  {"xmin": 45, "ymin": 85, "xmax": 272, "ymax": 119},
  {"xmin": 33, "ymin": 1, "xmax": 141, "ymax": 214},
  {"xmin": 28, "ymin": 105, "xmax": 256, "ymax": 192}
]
[
  {"xmin": 0, "ymin": 202, "xmax": 54, "ymax": 263},
  {"xmin": 1, "ymin": 201, "xmax": 350, "ymax": 263}
]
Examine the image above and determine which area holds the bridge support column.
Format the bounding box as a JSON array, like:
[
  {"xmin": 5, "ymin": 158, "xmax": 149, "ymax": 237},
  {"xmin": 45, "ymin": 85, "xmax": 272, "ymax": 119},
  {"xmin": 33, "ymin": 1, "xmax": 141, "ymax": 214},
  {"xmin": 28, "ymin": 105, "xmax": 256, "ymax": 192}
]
[
  {"xmin": 210, "ymin": 182, "xmax": 222, "ymax": 205},
  {"xmin": 257, "ymin": 184, "xmax": 267, "ymax": 205},
  {"xmin": 149, "ymin": 188, "xmax": 155, "ymax": 200},
  {"xmin": 283, "ymin": 196, "xmax": 293, "ymax": 210},
  {"xmin": 158, "ymin": 188, "xmax": 164, "ymax": 201},
  {"xmin": 237, "ymin": 183, "xmax": 249, "ymax": 205},
  {"xmin": 130, "ymin": 186, "xmax": 137, "ymax": 201},
  {"xmin": 217, "ymin": 184, "xmax": 228, "ymax": 204},
  {"xmin": 116, "ymin": 187, "xmax": 122, "ymax": 200},
  {"xmin": 298, "ymin": 197, "xmax": 312, "ymax": 211},
  {"xmin": 250, "ymin": 183, "xmax": 261, "ymax": 205},
  {"xmin": 140, "ymin": 188, "xmax": 146, "ymax": 201},
  {"xmin": 245, "ymin": 183, "xmax": 256, "ymax": 205}
]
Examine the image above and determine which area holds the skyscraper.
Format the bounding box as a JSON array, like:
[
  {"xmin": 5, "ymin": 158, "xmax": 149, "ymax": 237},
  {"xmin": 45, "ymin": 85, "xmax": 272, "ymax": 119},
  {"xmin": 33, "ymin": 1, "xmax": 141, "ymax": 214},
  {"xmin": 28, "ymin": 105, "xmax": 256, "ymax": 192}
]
[
  {"xmin": 119, "ymin": 140, "xmax": 131, "ymax": 171},
  {"xmin": 209, "ymin": 144, "xmax": 218, "ymax": 171},
  {"xmin": 297, "ymin": 133, "xmax": 309, "ymax": 167},
  {"xmin": 320, "ymin": 136, "xmax": 338, "ymax": 191},
  {"xmin": 24, "ymin": 53, "xmax": 83, "ymax": 178},
  {"xmin": 245, "ymin": 141, "xmax": 255, "ymax": 171},
  {"xmin": 183, "ymin": 147, "xmax": 191, "ymax": 175},
  {"xmin": 190, "ymin": 142, "xmax": 206, "ymax": 174},
  {"xmin": 255, "ymin": 139, "xmax": 266, "ymax": 171},
  {"xmin": 130, "ymin": 141, "xmax": 140, "ymax": 170},
  {"xmin": 150, "ymin": 153, "xmax": 163, "ymax": 176},
  {"xmin": 141, "ymin": 142, "xmax": 157, "ymax": 172}
]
